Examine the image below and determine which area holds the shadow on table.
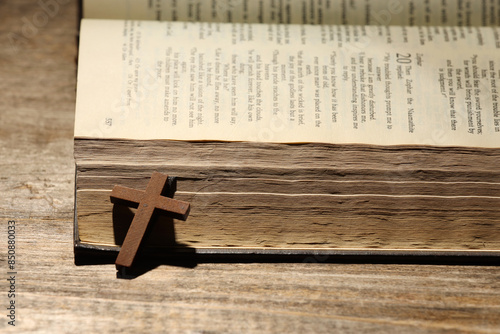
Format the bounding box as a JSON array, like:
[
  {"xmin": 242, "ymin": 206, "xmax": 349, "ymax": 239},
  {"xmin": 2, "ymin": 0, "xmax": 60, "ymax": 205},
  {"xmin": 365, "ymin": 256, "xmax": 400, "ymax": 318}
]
[{"xmin": 75, "ymin": 243, "xmax": 500, "ymax": 279}]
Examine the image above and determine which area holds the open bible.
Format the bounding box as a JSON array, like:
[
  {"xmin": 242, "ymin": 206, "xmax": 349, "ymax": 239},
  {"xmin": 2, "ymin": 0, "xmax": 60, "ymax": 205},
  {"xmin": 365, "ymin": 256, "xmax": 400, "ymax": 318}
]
[{"xmin": 74, "ymin": 0, "xmax": 500, "ymax": 260}]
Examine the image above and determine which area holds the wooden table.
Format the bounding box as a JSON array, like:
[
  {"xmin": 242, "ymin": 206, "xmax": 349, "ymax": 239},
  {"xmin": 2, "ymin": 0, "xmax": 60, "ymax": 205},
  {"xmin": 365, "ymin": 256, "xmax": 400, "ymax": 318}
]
[{"xmin": 1, "ymin": 1, "xmax": 499, "ymax": 332}]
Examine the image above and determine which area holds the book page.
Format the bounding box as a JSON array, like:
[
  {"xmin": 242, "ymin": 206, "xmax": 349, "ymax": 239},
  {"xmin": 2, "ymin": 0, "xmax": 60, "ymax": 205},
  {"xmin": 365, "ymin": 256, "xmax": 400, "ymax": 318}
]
[
  {"xmin": 83, "ymin": 0, "xmax": 500, "ymax": 26},
  {"xmin": 75, "ymin": 19, "xmax": 500, "ymax": 148}
]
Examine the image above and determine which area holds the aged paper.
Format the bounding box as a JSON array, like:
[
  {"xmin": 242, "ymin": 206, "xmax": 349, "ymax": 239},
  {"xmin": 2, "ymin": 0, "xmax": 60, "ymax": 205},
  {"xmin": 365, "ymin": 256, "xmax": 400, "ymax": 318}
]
[
  {"xmin": 75, "ymin": 19, "xmax": 500, "ymax": 147},
  {"xmin": 83, "ymin": 0, "xmax": 500, "ymax": 26}
]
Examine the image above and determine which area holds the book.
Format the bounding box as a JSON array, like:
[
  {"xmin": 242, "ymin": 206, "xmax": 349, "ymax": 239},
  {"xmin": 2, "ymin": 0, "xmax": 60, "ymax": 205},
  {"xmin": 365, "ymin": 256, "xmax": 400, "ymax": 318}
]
[
  {"xmin": 83, "ymin": 0, "xmax": 500, "ymax": 27},
  {"xmin": 74, "ymin": 0, "xmax": 500, "ymax": 260}
]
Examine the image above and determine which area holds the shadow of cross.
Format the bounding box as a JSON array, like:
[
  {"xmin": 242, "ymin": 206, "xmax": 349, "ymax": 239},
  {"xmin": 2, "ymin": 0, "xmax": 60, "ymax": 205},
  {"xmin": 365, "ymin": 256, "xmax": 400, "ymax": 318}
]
[{"xmin": 110, "ymin": 172, "xmax": 190, "ymax": 268}]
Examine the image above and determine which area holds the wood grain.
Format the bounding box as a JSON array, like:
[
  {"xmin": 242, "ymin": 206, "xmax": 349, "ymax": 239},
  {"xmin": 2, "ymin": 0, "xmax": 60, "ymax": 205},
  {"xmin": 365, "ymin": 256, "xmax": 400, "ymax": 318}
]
[{"xmin": 0, "ymin": 1, "xmax": 499, "ymax": 333}]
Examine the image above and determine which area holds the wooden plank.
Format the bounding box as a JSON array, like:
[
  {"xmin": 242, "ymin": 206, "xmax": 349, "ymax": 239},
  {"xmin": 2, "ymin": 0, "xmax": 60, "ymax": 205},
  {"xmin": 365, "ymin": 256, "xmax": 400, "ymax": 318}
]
[
  {"xmin": 10, "ymin": 219, "xmax": 500, "ymax": 333},
  {"xmin": 0, "ymin": 0, "xmax": 76, "ymax": 220},
  {"xmin": 1, "ymin": 1, "xmax": 499, "ymax": 333}
]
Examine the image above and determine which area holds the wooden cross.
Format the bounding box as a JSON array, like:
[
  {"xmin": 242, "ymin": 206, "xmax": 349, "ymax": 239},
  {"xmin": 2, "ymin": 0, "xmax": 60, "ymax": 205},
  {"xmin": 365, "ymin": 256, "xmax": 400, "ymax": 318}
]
[{"xmin": 110, "ymin": 172, "xmax": 190, "ymax": 268}]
